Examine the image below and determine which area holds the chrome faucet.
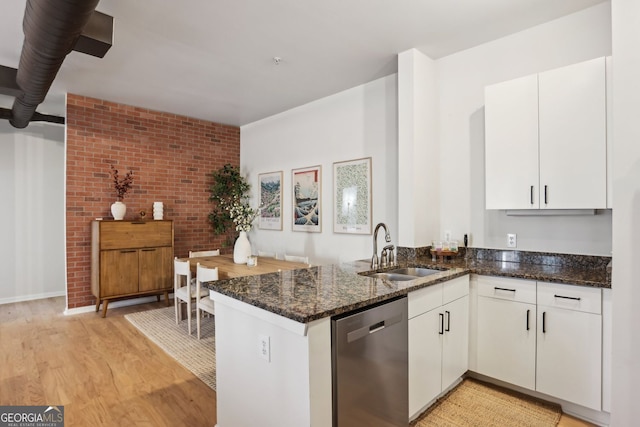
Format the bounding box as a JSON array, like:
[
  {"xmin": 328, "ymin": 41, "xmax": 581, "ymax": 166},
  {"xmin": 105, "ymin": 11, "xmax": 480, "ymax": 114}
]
[{"xmin": 371, "ymin": 222, "xmax": 395, "ymax": 269}]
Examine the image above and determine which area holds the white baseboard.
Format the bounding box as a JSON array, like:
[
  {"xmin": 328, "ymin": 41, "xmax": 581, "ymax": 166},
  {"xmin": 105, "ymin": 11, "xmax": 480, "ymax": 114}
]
[
  {"xmin": 64, "ymin": 294, "xmax": 173, "ymax": 316},
  {"xmin": 0, "ymin": 290, "xmax": 66, "ymax": 306}
]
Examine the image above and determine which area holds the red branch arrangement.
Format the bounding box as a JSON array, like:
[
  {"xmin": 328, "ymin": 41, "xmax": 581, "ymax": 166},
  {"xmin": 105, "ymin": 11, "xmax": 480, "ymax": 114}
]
[{"xmin": 110, "ymin": 165, "xmax": 134, "ymax": 201}]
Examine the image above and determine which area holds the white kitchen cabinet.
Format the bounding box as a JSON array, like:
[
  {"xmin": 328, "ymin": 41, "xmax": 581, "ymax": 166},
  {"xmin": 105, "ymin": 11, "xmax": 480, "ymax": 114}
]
[
  {"xmin": 485, "ymin": 57, "xmax": 607, "ymax": 210},
  {"xmin": 485, "ymin": 74, "xmax": 539, "ymax": 210},
  {"xmin": 474, "ymin": 276, "xmax": 603, "ymax": 412},
  {"xmin": 408, "ymin": 275, "xmax": 469, "ymax": 419},
  {"xmin": 476, "ymin": 276, "xmax": 537, "ymax": 389},
  {"xmin": 536, "ymin": 282, "xmax": 602, "ymax": 411}
]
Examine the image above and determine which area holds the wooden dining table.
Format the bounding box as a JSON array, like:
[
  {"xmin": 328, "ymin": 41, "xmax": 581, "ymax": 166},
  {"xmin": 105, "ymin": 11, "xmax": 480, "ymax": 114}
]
[{"xmin": 182, "ymin": 253, "xmax": 309, "ymax": 280}]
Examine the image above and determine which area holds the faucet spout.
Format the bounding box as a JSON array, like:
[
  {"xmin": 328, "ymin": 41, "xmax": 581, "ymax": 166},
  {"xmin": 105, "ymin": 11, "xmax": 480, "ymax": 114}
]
[{"xmin": 372, "ymin": 222, "xmax": 393, "ymax": 269}]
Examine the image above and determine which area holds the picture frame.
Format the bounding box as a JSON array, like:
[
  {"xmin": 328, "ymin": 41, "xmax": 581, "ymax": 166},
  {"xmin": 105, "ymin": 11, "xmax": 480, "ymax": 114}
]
[
  {"xmin": 333, "ymin": 157, "xmax": 372, "ymax": 235},
  {"xmin": 258, "ymin": 171, "xmax": 283, "ymax": 230},
  {"xmin": 292, "ymin": 165, "xmax": 322, "ymax": 232}
]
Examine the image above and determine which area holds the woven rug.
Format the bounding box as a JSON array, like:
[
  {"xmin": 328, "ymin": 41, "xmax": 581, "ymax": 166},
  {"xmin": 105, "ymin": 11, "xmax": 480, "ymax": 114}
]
[
  {"xmin": 125, "ymin": 306, "xmax": 216, "ymax": 390},
  {"xmin": 413, "ymin": 378, "xmax": 561, "ymax": 427}
]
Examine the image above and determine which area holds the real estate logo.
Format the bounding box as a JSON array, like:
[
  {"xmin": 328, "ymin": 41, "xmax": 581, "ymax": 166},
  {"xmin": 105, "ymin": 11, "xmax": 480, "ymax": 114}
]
[{"xmin": 0, "ymin": 406, "xmax": 64, "ymax": 427}]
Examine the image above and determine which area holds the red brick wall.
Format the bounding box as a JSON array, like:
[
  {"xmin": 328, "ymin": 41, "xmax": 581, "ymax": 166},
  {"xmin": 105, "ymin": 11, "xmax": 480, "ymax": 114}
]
[{"xmin": 66, "ymin": 94, "xmax": 240, "ymax": 309}]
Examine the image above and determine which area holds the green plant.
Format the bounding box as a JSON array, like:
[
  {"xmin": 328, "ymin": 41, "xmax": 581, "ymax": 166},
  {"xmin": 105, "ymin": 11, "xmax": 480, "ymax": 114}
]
[{"xmin": 208, "ymin": 164, "xmax": 258, "ymax": 235}]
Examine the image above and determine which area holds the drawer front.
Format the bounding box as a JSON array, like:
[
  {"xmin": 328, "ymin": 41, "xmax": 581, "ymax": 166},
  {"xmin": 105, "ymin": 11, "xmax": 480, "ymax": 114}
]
[
  {"xmin": 477, "ymin": 275, "xmax": 536, "ymax": 304},
  {"xmin": 100, "ymin": 220, "xmax": 173, "ymax": 250},
  {"xmin": 408, "ymin": 283, "xmax": 442, "ymax": 319},
  {"xmin": 537, "ymin": 282, "xmax": 601, "ymax": 314},
  {"xmin": 442, "ymin": 275, "xmax": 470, "ymax": 305}
]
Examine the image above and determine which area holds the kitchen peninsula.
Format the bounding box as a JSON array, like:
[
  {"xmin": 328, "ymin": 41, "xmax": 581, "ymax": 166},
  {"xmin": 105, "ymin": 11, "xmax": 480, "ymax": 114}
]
[{"xmin": 205, "ymin": 250, "xmax": 610, "ymax": 427}]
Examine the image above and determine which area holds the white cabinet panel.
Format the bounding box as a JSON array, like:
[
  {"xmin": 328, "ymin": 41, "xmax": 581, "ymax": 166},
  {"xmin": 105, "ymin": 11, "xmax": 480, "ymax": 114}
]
[
  {"xmin": 408, "ymin": 308, "xmax": 442, "ymax": 417},
  {"xmin": 409, "ymin": 276, "xmax": 469, "ymax": 419},
  {"xmin": 536, "ymin": 306, "xmax": 602, "ymax": 410},
  {"xmin": 485, "ymin": 74, "xmax": 539, "ymax": 210},
  {"xmin": 538, "ymin": 57, "xmax": 607, "ymax": 209},
  {"xmin": 441, "ymin": 295, "xmax": 469, "ymax": 388},
  {"xmin": 485, "ymin": 57, "xmax": 607, "ymax": 210},
  {"xmin": 477, "ymin": 296, "xmax": 536, "ymax": 389}
]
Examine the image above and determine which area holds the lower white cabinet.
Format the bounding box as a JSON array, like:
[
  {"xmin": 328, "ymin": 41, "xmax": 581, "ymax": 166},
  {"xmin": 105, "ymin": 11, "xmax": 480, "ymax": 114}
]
[
  {"xmin": 476, "ymin": 277, "xmax": 537, "ymax": 389},
  {"xmin": 409, "ymin": 275, "xmax": 469, "ymax": 418},
  {"xmin": 536, "ymin": 282, "xmax": 602, "ymax": 411},
  {"xmin": 475, "ymin": 276, "xmax": 603, "ymax": 411}
]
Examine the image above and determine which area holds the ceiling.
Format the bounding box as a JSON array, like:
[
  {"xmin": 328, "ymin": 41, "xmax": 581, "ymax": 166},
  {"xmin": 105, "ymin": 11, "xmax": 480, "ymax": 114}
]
[{"xmin": 0, "ymin": 0, "xmax": 607, "ymax": 127}]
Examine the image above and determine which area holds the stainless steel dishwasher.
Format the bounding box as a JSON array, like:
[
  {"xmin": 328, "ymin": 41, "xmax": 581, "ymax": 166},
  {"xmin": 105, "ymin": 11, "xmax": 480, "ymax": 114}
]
[{"xmin": 331, "ymin": 296, "xmax": 408, "ymax": 427}]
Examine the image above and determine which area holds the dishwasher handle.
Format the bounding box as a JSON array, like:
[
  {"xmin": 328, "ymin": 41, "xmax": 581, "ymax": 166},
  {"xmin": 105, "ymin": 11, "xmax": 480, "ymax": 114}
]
[{"xmin": 346, "ymin": 313, "xmax": 403, "ymax": 343}]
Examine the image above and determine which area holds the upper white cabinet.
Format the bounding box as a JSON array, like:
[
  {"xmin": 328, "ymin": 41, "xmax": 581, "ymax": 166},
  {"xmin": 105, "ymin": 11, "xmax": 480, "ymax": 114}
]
[{"xmin": 485, "ymin": 57, "xmax": 607, "ymax": 210}]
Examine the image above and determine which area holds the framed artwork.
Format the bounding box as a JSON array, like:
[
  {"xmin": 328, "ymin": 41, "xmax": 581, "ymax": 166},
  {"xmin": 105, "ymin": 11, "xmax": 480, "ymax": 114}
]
[
  {"xmin": 333, "ymin": 157, "xmax": 372, "ymax": 234},
  {"xmin": 292, "ymin": 165, "xmax": 322, "ymax": 232},
  {"xmin": 258, "ymin": 171, "xmax": 283, "ymax": 230}
]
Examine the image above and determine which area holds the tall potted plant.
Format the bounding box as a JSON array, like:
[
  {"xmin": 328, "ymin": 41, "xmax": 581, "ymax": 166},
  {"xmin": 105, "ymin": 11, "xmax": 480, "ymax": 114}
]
[
  {"xmin": 110, "ymin": 165, "xmax": 134, "ymax": 220},
  {"xmin": 209, "ymin": 164, "xmax": 259, "ymax": 263}
]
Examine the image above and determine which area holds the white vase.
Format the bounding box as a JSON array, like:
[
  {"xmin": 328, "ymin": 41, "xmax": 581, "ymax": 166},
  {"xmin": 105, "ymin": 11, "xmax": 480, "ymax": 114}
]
[
  {"xmin": 111, "ymin": 201, "xmax": 126, "ymax": 220},
  {"xmin": 233, "ymin": 231, "xmax": 252, "ymax": 264}
]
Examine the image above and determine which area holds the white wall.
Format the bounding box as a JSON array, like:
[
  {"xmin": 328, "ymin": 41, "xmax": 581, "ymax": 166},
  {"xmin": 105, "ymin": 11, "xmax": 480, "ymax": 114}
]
[
  {"xmin": 436, "ymin": 2, "xmax": 613, "ymax": 255},
  {"xmin": 610, "ymin": 0, "xmax": 640, "ymax": 423},
  {"xmin": 241, "ymin": 75, "xmax": 398, "ymax": 265},
  {"xmin": 0, "ymin": 120, "xmax": 66, "ymax": 304},
  {"xmin": 397, "ymin": 49, "xmax": 439, "ymax": 248}
]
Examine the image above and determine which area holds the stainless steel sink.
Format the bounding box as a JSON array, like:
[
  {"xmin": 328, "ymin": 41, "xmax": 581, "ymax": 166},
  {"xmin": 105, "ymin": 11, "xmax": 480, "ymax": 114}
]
[
  {"xmin": 367, "ymin": 272, "xmax": 417, "ymax": 281},
  {"xmin": 386, "ymin": 267, "xmax": 441, "ymax": 277}
]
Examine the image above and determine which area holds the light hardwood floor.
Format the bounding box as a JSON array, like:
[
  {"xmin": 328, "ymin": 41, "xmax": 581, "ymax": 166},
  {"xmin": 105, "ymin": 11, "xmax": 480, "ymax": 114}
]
[
  {"xmin": 0, "ymin": 297, "xmax": 216, "ymax": 426},
  {"xmin": 0, "ymin": 297, "xmax": 595, "ymax": 426}
]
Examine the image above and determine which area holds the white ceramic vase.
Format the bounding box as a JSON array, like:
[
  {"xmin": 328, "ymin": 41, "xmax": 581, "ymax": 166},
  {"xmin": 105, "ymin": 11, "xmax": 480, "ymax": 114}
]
[
  {"xmin": 233, "ymin": 231, "xmax": 252, "ymax": 264},
  {"xmin": 111, "ymin": 201, "xmax": 126, "ymax": 220}
]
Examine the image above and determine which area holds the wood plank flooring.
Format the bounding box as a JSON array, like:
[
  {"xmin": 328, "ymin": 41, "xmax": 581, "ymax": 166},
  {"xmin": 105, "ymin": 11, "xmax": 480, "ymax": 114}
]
[
  {"xmin": 0, "ymin": 297, "xmax": 216, "ymax": 427},
  {"xmin": 0, "ymin": 297, "xmax": 596, "ymax": 426}
]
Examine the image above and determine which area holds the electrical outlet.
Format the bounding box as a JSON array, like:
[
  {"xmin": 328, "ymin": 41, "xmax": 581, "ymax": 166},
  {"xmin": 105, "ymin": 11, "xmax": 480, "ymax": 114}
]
[
  {"xmin": 258, "ymin": 334, "xmax": 271, "ymax": 362},
  {"xmin": 444, "ymin": 230, "xmax": 451, "ymax": 242},
  {"xmin": 507, "ymin": 233, "xmax": 517, "ymax": 248}
]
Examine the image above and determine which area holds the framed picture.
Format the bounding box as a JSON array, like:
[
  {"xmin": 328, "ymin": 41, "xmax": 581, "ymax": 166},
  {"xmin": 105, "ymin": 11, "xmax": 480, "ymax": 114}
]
[
  {"xmin": 258, "ymin": 171, "xmax": 283, "ymax": 230},
  {"xmin": 333, "ymin": 157, "xmax": 372, "ymax": 234},
  {"xmin": 292, "ymin": 165, "xmax": 322, "ymax": 232}
]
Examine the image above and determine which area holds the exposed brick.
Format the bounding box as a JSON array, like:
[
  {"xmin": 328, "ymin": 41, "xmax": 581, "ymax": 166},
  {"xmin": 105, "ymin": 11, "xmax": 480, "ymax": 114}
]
[{"xmin": 66, "ymin": 93, "xmax": 240, "ymax": 309}]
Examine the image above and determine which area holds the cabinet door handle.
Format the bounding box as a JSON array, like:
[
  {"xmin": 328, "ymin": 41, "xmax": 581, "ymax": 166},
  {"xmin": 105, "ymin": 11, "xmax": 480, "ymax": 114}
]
[
  {"xmin": 141, "ymin": 248, "xmax": 156, "ymax": 252},
  {"xmin": 439, "ymin": 313, "xmax": 444, "ymax": 335},
  {"xmin": 544, "ymin": 185, "xmax": 548, "ymax": 205},
  {"xmin": 530, "ymin": 186, "xmax": 534, "ymax": 205},
  {"xmin": 132, "ymin": 221, "xmax": 146, "ymax": 224},
  {"xmin": 554, "ymin": 294, "xmax": 581, "ymax": 301},
  {"xmin": 494, "ymin": 287, "xmax": 516, "ymax": 293},
  {"xmin": 526, "ymin": 309, "xmax": 530, "ymax": 331},
  {"xmin": 120, "ymin": 250, "xmax": 136, "ymax": 253},
  {"xmin": 542, "ymin": 311, "xmax": 546, "ymax": 333},
  {"xmin": 445, "ymin": 311, "xmax": 451, "ymax": 332}
]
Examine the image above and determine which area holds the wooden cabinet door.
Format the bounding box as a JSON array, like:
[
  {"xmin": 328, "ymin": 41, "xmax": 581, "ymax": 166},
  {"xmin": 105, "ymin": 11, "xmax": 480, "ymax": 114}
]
[
  {"xmin": 441, "ymin": 295, "xmax": 469, "ymax": 390},
  {"xmin": 538, "ymin": 57, "xmax": 606, "ymax": 209},
  {"xmin": 100, "ymin": 250, "xmax": 139, "ymax": 297},
  {"xmin": 536, "ymin": 306, "xmax": 602, "ymax": 410},
  {"xmin": 139, "ymin": 246, "xmax": 173, "ymax": 292},
  {"xmin": 485, "ymin": 73, "xmax": 539, "ymax": 209},
  {"xmin": 408, "ymin": 308, "xmax": 442, "ymax": 418},
  {"xmin": 476, "ymin": 296, "xmax": 536, "ymax": 390}
]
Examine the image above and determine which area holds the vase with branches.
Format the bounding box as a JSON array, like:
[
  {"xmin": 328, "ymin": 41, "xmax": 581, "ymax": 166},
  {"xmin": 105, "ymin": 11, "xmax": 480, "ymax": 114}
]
[{"xmin": 110, "ymin": 164, "xmax": 134, "ymax": 220}]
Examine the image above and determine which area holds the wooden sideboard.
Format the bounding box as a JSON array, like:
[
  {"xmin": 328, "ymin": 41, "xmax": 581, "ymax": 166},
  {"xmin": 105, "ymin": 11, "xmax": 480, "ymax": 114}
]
[{"xmin": 91, "ymin": 220, "xmax": 174, "ymax": 317}]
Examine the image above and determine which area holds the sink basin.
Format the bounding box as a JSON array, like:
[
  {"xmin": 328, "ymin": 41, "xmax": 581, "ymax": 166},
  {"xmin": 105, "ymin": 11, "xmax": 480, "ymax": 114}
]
[
  {"xmin": 387, "ymin": 267, "xmax": 441, "ymax": 277},
  {"xmin": 366, "ymin": 272, "xmax": 417, "ymax": 282}
]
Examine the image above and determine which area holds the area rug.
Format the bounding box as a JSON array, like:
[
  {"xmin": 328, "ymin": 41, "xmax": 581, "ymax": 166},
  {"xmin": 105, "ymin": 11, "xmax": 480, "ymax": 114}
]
[
  {"xmin": 413, "ymin": 378, "xmax": 562, "ymax": 427},
  {"xmin": 125, "ymin": 306, "xmax": 216, "ymax": 390}
]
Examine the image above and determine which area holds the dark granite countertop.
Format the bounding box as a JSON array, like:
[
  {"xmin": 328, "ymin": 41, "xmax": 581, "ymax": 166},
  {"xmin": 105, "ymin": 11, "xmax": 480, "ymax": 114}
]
[{"xmin": 204, "ymin": 251, "xmax": 611, "ymax": 324}]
